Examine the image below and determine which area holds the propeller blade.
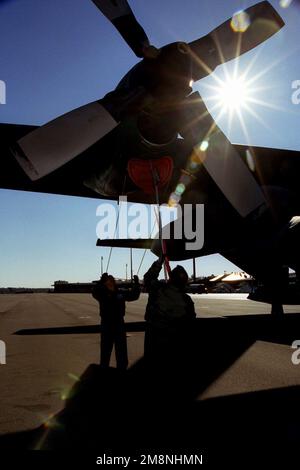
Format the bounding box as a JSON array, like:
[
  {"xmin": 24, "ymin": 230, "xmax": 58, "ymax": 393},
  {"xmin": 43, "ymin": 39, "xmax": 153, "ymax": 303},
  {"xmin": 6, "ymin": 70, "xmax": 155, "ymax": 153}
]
[
  {"xmin": 12, "ymin": 101, "xmax": 118, "ymax": 181},
  {"xmin": 91, "ymin": 0, "xmax": 150, "ymax": 57},
  {"xmin": 189, "ymin": 1, "xmax": 285, "ymax": 81}
]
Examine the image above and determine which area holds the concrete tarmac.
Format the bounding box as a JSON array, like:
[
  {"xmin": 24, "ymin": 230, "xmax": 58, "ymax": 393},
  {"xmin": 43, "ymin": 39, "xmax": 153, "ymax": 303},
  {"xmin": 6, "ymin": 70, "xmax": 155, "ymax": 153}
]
[{"xmin": 1, "ymin": 293, "xmax": 300, "ymax": 438}]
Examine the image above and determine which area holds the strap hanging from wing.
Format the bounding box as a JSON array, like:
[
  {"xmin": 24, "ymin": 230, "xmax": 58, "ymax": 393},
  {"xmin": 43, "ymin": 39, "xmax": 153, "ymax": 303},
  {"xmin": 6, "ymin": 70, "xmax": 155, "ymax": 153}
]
[
  {"xmin": 188, "ymin": 1, "xmax": 284, "ymax": 81},
  {"xmin": 150, "ymin": 163, "xmax": 171, "ymax": 279},
  {"xmin": 91, "ymin": 0, "xmax": 150, "ymax": 57}
]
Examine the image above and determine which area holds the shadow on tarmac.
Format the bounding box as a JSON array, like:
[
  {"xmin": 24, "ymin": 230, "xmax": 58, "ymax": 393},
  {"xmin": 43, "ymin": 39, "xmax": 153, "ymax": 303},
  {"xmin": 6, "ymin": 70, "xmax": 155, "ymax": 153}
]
[
  {"xmin": 14, "ymin": 322, "xmax": 145, "ymax": 336},
  {"xmin": 2, "ymin": 314, "xmax": 300, "ymax": 459},
  {"xmin": 14, "ymin": 313, "xmax": 300, "ymax": 347}
]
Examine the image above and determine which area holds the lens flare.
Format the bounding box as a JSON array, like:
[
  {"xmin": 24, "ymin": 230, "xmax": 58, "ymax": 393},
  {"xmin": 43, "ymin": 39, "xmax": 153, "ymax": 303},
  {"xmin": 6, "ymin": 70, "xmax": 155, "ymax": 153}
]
[
  {"xmin": 43, "ymin": 414, "xmax": 60, "ymax": 430},
  {"xmin": 168, "ymin": 171, "xmax": 196, "ymax": 206},
  {"xmin": 68, "ymin": 372, "xmax": 80, "ymax": 382},
  {"xmin": 199, "ymin": 140, "xmax": 209, "ymax": 152},
  {"xmin": 280, "ymin": 0, "xmax": 293, "ymax": 8},
  {"xmin": 168, "ymin": 192, "xmax": 181, "ymax": 207},
  {"xmin": 231, "ymin": 10, "xmax": 251, "ymax": 33},
  {"xmin": 175, "ymin": 183, "xmax": 186, "ymax": 196},
  {"xmin": 246, "ymin": 148, "xmax": 256, "ymax": 172}
]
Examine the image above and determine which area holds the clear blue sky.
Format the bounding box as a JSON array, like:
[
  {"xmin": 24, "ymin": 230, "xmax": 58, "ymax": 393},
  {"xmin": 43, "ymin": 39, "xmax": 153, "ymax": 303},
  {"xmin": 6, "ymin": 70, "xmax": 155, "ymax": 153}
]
[{"xmin": 0, "ymin": 0, "xmax": 300, "ymax": 287}]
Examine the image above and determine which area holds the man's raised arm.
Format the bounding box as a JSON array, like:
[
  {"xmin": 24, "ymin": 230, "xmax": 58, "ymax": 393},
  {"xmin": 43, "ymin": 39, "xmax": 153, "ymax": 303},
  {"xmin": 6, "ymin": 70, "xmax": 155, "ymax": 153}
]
[{"xmin": 143, "ymin": 256, "xmax": 164, "ymax": 291}]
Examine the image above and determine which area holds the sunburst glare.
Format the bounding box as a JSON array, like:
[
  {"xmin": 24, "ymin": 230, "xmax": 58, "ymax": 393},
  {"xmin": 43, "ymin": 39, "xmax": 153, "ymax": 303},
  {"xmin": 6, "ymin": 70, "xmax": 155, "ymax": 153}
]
[
  {"xmin": 215, "ymin": 75, "xmax": 252, "ymax": 113},
  {"xmin": 197, "ymin": 48, "xmax": 291, "ymax": 144}
]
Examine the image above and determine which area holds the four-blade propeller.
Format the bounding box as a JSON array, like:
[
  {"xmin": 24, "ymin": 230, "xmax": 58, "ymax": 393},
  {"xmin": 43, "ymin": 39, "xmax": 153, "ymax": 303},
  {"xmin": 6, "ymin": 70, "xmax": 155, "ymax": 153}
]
[{"xmin": 11, "ymin": 1, "xmax": 285, "ymax": 181}]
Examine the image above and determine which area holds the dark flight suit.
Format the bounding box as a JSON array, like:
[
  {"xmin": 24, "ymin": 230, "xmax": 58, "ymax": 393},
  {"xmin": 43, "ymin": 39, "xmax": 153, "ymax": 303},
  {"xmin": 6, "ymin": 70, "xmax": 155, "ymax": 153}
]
[
  {"xmin": 143, "ymin": 260, "xmax": 196, "ymax": 366},
  {"xmin": 92, "ymin": 282, "xmax": 140, "ymax": 369}
]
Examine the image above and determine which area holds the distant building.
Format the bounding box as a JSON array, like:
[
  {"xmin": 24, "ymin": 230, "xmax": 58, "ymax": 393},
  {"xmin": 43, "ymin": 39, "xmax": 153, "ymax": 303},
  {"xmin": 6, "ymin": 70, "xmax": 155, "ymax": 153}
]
[
  {"xmin": 0, "ymin": 287, "xmax": 53, "ymax": 294},
  {"xmin": 209, "ymin": 271, "xmax": 254, "ymax": 293},
  {"xmin": 53, "ymin": 279, "xmax": 137, "ymax": 293},
  {"xmin": 53, "ymin": 281, "xmax": 97, "ymax": 293}
]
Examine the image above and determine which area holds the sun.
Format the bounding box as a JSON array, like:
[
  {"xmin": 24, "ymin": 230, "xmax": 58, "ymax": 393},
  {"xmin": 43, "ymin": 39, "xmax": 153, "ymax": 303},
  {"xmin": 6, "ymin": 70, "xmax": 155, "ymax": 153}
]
[
  {"xmin": 190, "ymin": 15, "xmax": 290, "ymax": 151},
  {"xmin": 216, "ymin": 75, "xmax": 251, "ymax": 112},
  {"xmin": 199, "ymin": 68, "xmax": 257, "ymax": 123}
]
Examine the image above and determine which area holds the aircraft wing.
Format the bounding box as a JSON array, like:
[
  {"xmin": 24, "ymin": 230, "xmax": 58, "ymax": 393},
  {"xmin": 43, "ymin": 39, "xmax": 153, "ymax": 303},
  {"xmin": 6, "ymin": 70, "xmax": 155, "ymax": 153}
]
[
  {"xmin": 150, "ymin": 144, "xmax": 300, "ymax": 261},
  {"xmin": 96, "ymin": 239, "xmax": 154, "ymax": 249},
  {"xmin": 0, "ymin": 122, "xmax": 184, "ymax": 203},
  {"xmin": 2, "ymin": 122, "xmax": 300, "ymax": 215}
]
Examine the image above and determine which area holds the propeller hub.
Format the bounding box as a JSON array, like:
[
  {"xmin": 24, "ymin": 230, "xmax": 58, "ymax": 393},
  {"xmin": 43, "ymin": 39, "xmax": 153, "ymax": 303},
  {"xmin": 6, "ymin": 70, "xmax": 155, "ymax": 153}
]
[{"xmin": 137, "ymin": 110, "xmax": 177, "ymax": 148}]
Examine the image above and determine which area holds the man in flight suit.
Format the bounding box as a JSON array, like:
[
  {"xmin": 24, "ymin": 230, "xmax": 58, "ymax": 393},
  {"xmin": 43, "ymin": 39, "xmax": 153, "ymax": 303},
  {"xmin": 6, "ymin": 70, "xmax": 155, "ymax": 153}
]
[
  {"xmin": 143, "ymin": 256, "xmax": 196, "ymax": 368},
  {"xmin": 93, "ymin": 273, "xmax": 140, "ymax": 369}
]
